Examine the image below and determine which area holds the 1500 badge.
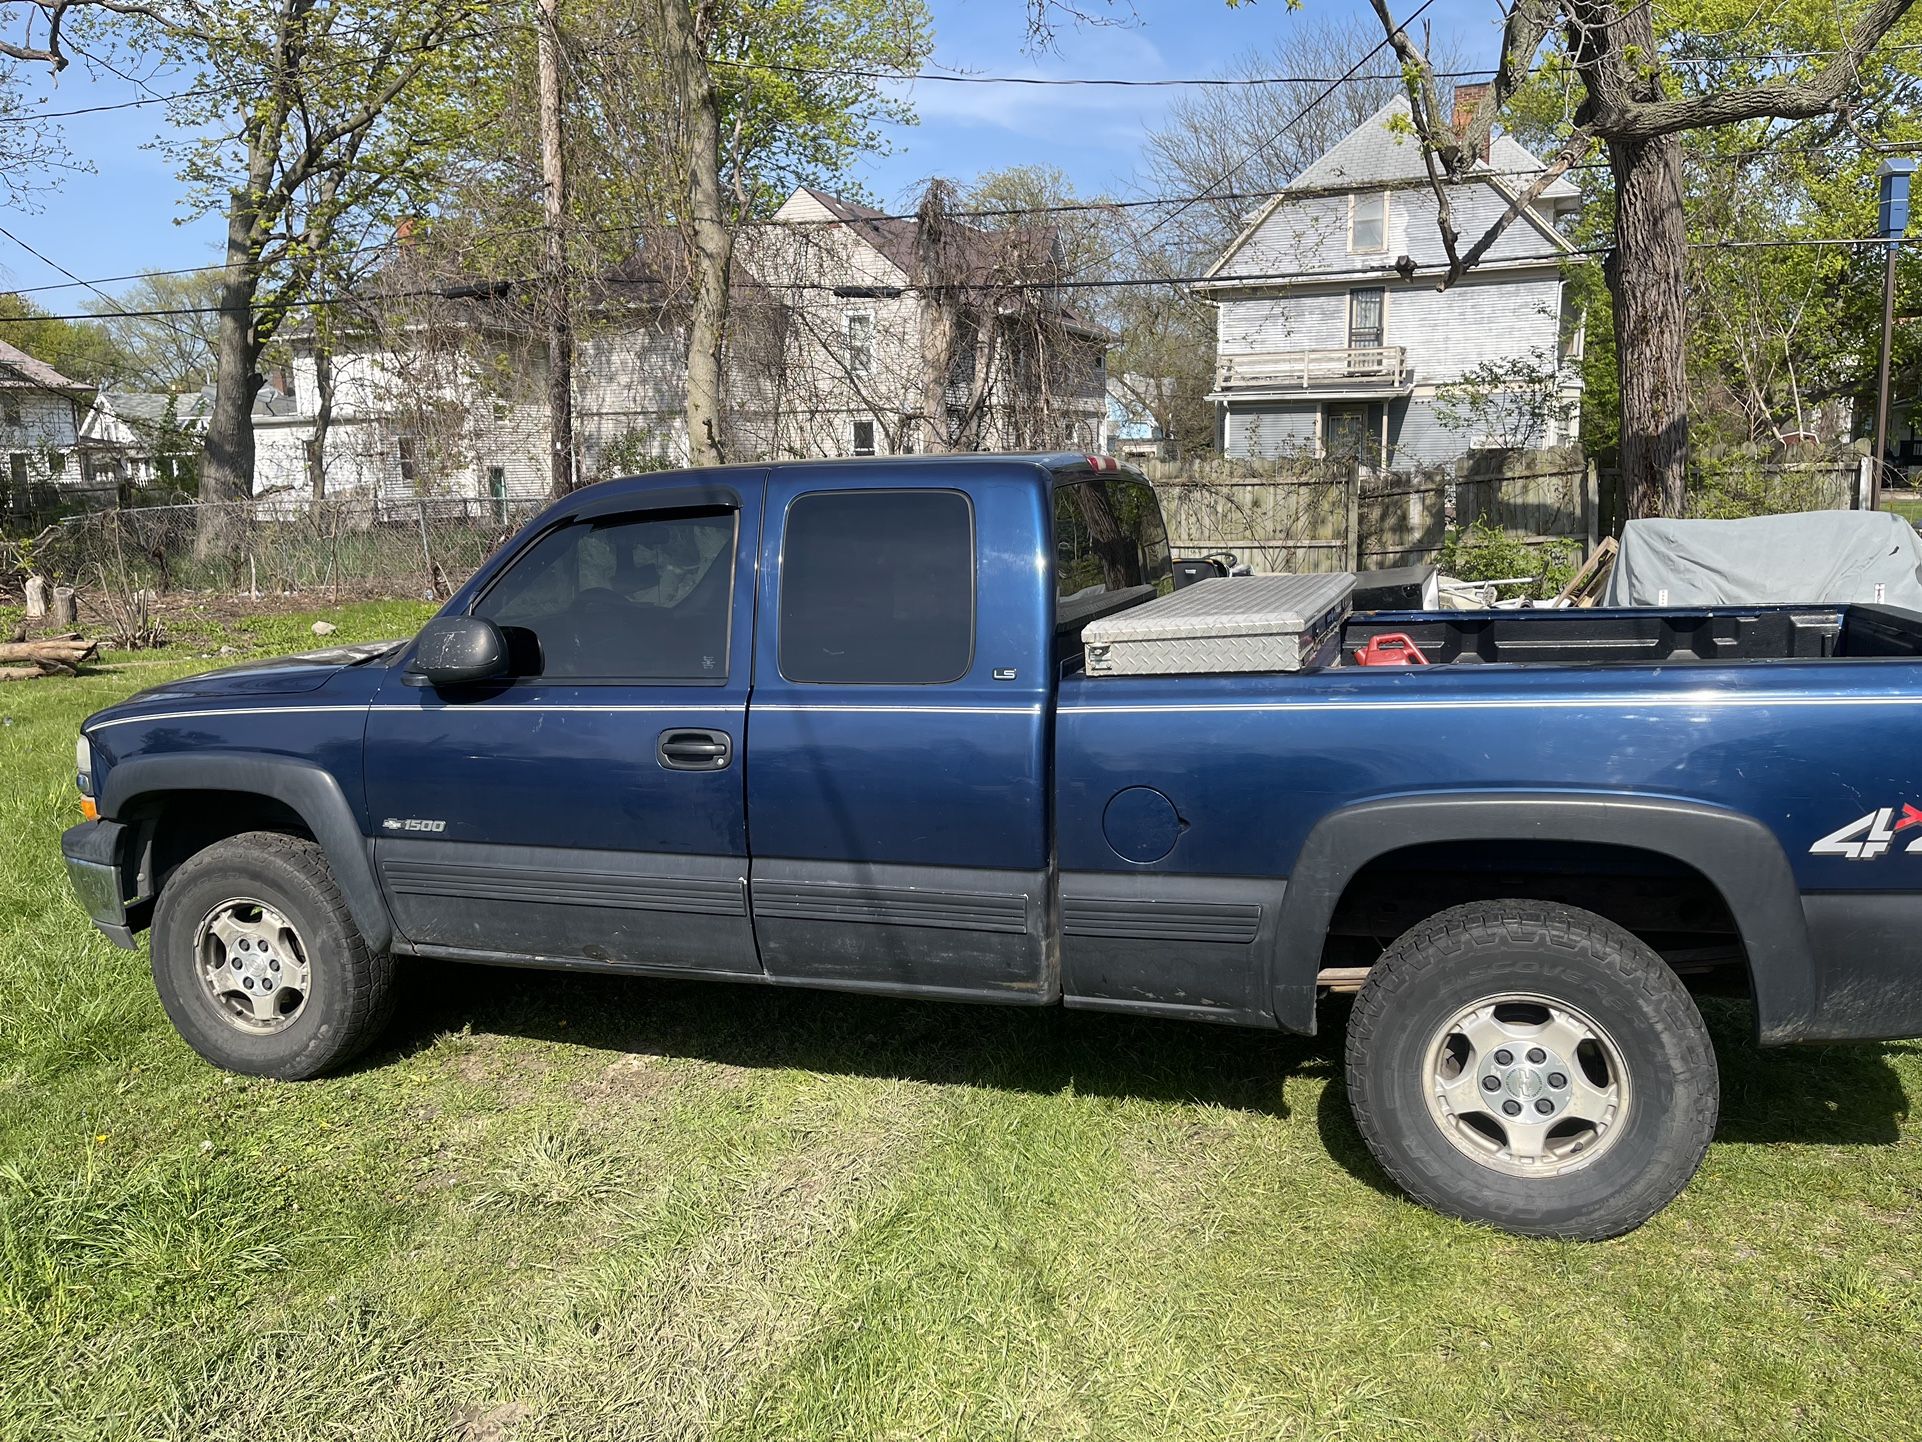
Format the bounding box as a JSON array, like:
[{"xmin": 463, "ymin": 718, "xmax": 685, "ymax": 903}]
[
  {"xmin": 1811, "ymin": 805, "xmax": 1922, "ymax": 860},
  {"xmin": 381, "ymin": 818, "xmax": 447, "ymax": 833}
]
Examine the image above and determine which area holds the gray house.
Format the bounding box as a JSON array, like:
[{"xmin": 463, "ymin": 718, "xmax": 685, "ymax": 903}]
[{"xmin": 1198, "ymin": 94, "xmax": 1584, "ymax": 466}]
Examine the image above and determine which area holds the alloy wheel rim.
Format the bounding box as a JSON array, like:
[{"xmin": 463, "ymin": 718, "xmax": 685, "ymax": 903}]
[
  {"xmin": 1421, "ymin": 993, "xmax": 1631, "ymax": 1179},
  {"xmin": 193, "ymin": 897, "xmax": 312, "ymax": 1035}
]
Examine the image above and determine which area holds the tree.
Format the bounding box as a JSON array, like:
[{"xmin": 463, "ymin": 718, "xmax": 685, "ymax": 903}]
[
  {"xmin": 99, "ymin": 0, "xmax": 486, "ymax": 551},
  {"xmin": 582, "ymin": 0, "xmax": 929, "ymax": 463},
  {"xmin": 0, "ymin": 291, "xmax": 135, "ymax": 381},
  {"xmin": 1140, "ymin": 16, "xmax": 1466, "ymax": 269},
  {"xmin": 1358, "ymin": 0, "xmax": 1920, "ymax": 516},
  {"xmin": 85, "ymin": 270, "xmax": 222, "ymax": 389}
]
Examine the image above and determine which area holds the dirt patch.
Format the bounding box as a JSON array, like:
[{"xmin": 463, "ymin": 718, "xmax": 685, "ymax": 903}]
[{"xmin": 451, "ymin": 1400, "xmax": 534, "ymax": 1441}]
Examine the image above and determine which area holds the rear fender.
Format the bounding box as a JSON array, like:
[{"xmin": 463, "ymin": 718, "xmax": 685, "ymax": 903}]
[{"xmin": 1272, "ymin": 791, "xmax": 1816, "ymax": 1043}]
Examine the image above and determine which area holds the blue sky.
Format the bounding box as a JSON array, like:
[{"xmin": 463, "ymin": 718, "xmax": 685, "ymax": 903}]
[{"xmin": 0, "ymin": 0, "xmax": 1501, "ymax": 310}]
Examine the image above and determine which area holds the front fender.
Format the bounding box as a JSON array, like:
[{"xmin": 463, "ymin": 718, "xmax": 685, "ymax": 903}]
[
  {"xmin": 98, "ymin": 753, "xmax": 393, "ymax": 956},
  {"xmin": 1271, "ymin": 791, "xmax": 1817, "ymax": 1043}
]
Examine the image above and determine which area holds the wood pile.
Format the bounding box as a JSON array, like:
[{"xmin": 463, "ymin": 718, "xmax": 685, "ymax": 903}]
[{"xmin": 0, "ymin": 630, "xmax": 98, "ymax": 681}]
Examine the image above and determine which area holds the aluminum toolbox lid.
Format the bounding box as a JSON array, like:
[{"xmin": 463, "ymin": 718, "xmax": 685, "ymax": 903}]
[{"xmin": 1081, "ymin": 573, "xmax": 1355, "ymax": 643}]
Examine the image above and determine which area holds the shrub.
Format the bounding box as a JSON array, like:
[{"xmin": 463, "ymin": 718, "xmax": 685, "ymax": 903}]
[{"xmin": 1439, "ymin": 519, "xmax": 1580, "ymax": 601}]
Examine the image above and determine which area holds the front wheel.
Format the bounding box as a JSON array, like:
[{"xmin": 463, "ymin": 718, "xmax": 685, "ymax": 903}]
[
  {"xmin": 150, "ymin": 831, "xmax": 397, "ymax": 1080},
  {"xmin": 1344, "ymin": 900, "xmax": 1718, "ymax": 1240}
]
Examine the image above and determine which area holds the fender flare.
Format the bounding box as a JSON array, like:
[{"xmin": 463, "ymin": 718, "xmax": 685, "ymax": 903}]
[
  {"xmin": 99, "ymin": 753, "xmax": 393, "ymax": 955},
  {"xmin": 1271, "ymin": 791, "xmax": 1817, "ymax": 1044}
]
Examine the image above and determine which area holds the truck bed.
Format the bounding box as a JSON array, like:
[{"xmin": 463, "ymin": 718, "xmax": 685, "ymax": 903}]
[{"xmin": 1339, "ymin": 604, "xmax": 1922, "ymax": 666}]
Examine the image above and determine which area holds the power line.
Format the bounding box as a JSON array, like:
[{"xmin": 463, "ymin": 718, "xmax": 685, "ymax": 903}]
[
  {"xmin": 0, "ymin": 222, "xmax": 209, "ymax": 349},
  {"xmin": 8, "ymin": 129, "xmax": 1921, "ymax": 305},
  {"xmin": 0, "ymin": 86, "xmax": 218, "ymax": 124},
  {"xmin": 1, "ymin": 232, "xmax": 1907, "ymax": 329}
]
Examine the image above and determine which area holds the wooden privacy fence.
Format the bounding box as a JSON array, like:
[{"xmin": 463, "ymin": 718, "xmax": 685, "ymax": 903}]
[{"xmin": 1142, "ymin": 450, "xmax": 1598, "ymax": 574}]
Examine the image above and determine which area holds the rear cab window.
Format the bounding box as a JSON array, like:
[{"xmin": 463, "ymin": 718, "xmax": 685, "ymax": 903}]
[{"xmin": 778, "ymin": 488, "xmax": 975, "ymax": 685}]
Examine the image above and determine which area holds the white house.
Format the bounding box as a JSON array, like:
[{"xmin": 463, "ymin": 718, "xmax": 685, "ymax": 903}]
[
  {"xmin": 246, "ymin": 185, "xmax": 1111, "ymax": 506},
  {"xmin": 751, "ymin": 187, "xmax": 1109, "ymax": 458},
  {"xmin": 0, "ymin": 338, "xmax": 91, "ymax": 519},
  {"xmin": 1198, "ymin": 92, "xmax": 1584, "ymax": 466}
]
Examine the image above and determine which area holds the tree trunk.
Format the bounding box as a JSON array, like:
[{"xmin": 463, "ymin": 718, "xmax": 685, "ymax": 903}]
[
  {"xmin": 197, "ymin": 197, "xmax": 266, "ymax": 558},
  {"xmin": 919, "ymin": 298, "xmax": 958, "ymax": 453},
  {"xmin": 305, "ymin": 339, "xmax": 336, "ymax": 509},
  {"xmin": 1606, "ymin": 133, "xmax": 1690, "ymax": 518},
  {"xmin": 537, "ymin": 0, "xmax": 575, "ymax": 497},
  {"xmin": 661, "ymin": 0, "xmax": 731, "ymax": 466}
]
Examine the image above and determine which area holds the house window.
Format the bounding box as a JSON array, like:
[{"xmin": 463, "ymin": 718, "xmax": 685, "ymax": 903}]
[
  {"xmin": 487, "ymin": 465, "xmax": 507, "ymax": 522},
  {"xmin": 851, "ymin": 420, "xmax": 876, "ymax": 456},
  {"xmin": 949, "ymin": 318, "xmax": 978, "ymax": 387},
  {"xmin": 846, "ymin": 312, "xmax": 874, "ymax": 377},
  {"xmin": 1, "ymin": 394, "xmax": 19, "ymax": 428},
  {"xmin": 397, "ymin": 435, "xmax": 420, "ymax": 491},
  {"xmin": 1350, "ymin": 191, "xmax": 1387, "ymax": 253},
  {"xmin": 1348, "ymin": 288, "xmax": 1385, "ymax": 350}
]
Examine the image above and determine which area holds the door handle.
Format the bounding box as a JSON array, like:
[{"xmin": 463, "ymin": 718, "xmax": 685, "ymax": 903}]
[{"xmin": 658, "ymin": 728, "xmax": 731, "ymax": 771}]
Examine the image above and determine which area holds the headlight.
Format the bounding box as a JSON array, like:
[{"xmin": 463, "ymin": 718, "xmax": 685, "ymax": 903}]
[{"xmin": 75, "ymin": 733, "xmax": 94, "ymax": 797}]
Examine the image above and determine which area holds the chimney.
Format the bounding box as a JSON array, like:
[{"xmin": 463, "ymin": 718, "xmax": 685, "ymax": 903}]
[{"xmin": 1451, "ymin": 81, "xmax": 1492, "ymax": 162}]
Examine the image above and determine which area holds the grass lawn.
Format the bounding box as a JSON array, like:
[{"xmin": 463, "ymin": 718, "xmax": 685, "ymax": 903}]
[{"xmin": 3, "ymin": 599, "xmax": 1921, "ymax": 1440}]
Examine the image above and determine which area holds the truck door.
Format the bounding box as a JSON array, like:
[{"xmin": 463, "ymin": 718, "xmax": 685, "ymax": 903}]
[
  {"xmin": 746, "ymin": 465, "xmax": 1056, "ymax": 999},
  {"xmin": 364, "ymin": 479, "xmax": 763, "ymax": 975}
]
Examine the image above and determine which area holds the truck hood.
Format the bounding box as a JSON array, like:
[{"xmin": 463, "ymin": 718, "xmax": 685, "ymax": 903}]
[{"xmin": 117, "ymin": 639, "xmax": 404, "ymax": 704}]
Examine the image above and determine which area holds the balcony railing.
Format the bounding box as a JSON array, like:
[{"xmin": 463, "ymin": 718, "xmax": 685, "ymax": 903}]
[{"xmin": 1214, "ymin": 345, "xmax": 1410, "ymax": 393}]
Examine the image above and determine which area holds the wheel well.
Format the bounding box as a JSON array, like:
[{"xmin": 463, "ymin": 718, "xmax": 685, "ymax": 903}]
[
  {"xmin": 1322, "ymin": 839, "xmax": 1750, "ymax": 994},
  {"xmin": 122, "ymin": 789, "xmax": 316, "ymax": 907}
]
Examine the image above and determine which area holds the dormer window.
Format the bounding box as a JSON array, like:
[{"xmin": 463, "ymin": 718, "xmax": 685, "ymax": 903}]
[{"xmin": 1350, "ymin": 191, "xmax": 1387, "ymax": 253}]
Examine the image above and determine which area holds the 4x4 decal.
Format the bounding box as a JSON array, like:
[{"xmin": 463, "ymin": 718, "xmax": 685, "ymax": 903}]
[{"xmin": 1811, "ymin": 805, "xmax": 1922, "ymax": 860}]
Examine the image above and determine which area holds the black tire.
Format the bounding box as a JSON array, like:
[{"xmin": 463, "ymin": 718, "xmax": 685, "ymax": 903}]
[
  {"xmin": 1344, "ymin": 900, "xmax": 1718, "ymax": 1240},
  {"xmin": 150, "ymin": 831, "xmax": 397, "ymax": 1080}
]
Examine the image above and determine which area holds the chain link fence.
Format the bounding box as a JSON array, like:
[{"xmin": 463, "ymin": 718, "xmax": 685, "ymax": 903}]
[{"xmin": 27, "ymin": 493, "xmax": 549, "ymax": 603}]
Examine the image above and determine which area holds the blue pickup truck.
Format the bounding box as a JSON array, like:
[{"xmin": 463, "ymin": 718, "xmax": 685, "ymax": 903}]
[{"xmin": 59, "ymin": 454, "xmax": 1922, "ymax": 1238}]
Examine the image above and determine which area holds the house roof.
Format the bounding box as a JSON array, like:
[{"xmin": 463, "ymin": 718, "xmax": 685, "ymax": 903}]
[
  {"xmin": 793, "ymin": 187, "xmax": 927, "ymax": 277},
  {"xmin": 0, "ymin": 336, "xmax": 85, "ymax": 392},
  {"xmin": 1206, "ymin": 95, "xmax": 1580, "ymax": 282},
  {"xmin": 98, "ymin": 388, "xmax": 214, "ymax": 425},
  {"xmin": 1285, "ymin": 95, "xmax": 1579, "ymax": 199},
  {"xmin": 785, "ymin": 186, "xmax": 1107, "ymax": 338}
]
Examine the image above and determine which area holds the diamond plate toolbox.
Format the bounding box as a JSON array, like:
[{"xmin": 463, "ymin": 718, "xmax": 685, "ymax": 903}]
[{"xmin": 1081, "ymin": 573, "xmax": 1355, "ymax": 676}]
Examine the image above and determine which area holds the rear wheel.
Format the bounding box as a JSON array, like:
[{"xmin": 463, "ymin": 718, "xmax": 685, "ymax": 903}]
[
  {"xmin": 150, "ymin": 832, "xmax": 396, "ymax": 1079},
  {"xmin": 1344, "ymin": 900, "xmax": 1718, "ymax": 1239}
]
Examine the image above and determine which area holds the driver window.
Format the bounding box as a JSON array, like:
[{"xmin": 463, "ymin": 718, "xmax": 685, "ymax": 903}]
[{"xmin": 474, "ymin": 508, "xmax": 736, "ymax": 681}]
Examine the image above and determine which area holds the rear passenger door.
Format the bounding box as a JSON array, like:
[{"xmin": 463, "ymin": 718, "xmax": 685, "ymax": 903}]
[
  {"xmin": 746, "ymin": 468, "xmax": 1056, "ymax": 1000},
  {"xmin": 365, "ymin": 481, "xmax": 763, "ymax": 975}
]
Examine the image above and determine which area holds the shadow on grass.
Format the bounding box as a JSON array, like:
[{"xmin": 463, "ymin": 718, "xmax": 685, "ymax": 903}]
[
  {"xmin": 373, "ymin": 960, "xmax": 1344, "ymax": 1120},
  {"xmin": 377, "ymin": 968, "xmax": 1910, "ymax": 1154}
]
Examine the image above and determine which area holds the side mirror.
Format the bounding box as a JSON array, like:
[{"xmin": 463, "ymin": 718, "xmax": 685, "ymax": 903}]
[{"xmin": 407, "ymin": 615, "xmax": 509, "ymax": 688}]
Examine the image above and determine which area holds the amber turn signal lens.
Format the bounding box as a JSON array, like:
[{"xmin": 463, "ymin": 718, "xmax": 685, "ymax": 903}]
[{"xmin": 79, "ymin": 797, "xmax": 99, "ymax": 821}]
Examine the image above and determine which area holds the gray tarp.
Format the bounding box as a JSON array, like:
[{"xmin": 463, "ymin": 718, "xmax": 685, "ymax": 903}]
[{"xmin": 1602, "ymin": 510, "xmax": 1922, "ymax": 608}]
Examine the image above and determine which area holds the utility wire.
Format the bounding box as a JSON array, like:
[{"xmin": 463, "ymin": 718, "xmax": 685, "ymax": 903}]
[{"xmin": 0, "ymin": 234, "xmax": 1908, "ymax": 328}]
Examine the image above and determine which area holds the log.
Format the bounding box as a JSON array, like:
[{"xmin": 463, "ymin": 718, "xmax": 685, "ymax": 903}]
[
  {"xmin": 0, "ymin": 637, "xmax": 98, "ymax": 680},
  {"xmin": 51, "ymin": 586, "xmax": 77, "ymax": 628},
  {"xmin": 23, "ymin": 576, "xmax": 47, "ymax": 618}
]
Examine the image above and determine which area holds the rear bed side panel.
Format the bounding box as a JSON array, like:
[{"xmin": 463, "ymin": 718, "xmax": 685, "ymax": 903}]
[{"xmin": 1054, "ymin": 659, "xmax": 1922, "ymax": 1042}]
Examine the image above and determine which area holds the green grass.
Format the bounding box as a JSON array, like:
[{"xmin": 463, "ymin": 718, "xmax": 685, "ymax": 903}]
[
  {"xmin": 1882, "ymin": 494, "xmax": 1922, "ymax": 527},
  {"xmin": 3, "ymin": 601, "xmax": 1922, "ymax": 1439}
]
